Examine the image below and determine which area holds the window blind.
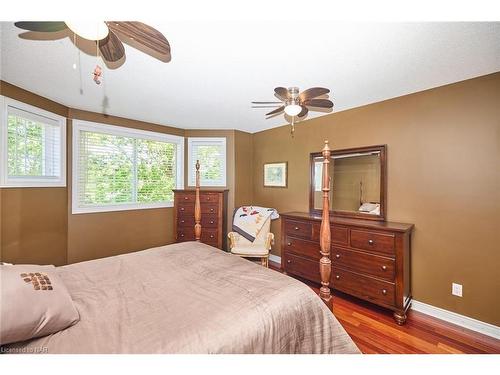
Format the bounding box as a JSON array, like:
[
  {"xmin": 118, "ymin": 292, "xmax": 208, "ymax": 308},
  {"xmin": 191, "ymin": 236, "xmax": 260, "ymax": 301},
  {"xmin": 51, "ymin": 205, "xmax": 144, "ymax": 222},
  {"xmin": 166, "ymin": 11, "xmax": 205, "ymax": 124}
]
[
  {"xmin": 73, "ymin": 121, "xmax": 183, "ymax": 213},
  {"xmin": 7, "ymin": 107, "xmax": 62, "ymax": 178},
  {"xmin": 188, "ymin": 138, "xmax": 226, "ymax": 187},
  {"xmin": 1, "ymin": 98, "xmax": 66, "ymax": 187}
]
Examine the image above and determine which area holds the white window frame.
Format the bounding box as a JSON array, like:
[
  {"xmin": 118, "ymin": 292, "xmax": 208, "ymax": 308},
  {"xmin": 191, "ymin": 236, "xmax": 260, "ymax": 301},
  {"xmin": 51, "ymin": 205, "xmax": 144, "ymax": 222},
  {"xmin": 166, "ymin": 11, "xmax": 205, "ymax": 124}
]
[
  {"xmin": 187, "ymin": 137, "xmax": 227, "ymax": 187},
  {"xmin": 72, "ymin": 120, "xmax": 184, "ymax": 214},
  {"xmin": 0, "ymin": 96, "xmax": 67, "ymax": 188}
]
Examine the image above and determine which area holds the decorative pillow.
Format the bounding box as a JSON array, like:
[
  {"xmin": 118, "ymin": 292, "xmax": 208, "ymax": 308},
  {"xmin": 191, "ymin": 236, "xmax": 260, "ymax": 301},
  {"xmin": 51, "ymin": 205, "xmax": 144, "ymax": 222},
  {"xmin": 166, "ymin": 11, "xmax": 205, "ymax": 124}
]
[{"xmin": 0, "ymin": 264, "xmax": 80, "ymax": 345}]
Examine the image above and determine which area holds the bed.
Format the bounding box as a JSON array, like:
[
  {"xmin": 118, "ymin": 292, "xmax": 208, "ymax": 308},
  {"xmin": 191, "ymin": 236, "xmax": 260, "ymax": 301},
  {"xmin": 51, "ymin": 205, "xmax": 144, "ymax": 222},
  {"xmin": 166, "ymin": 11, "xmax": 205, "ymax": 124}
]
[{"xmin": 4, "ymin": 143, "xmax": 359, "ymax": 354}]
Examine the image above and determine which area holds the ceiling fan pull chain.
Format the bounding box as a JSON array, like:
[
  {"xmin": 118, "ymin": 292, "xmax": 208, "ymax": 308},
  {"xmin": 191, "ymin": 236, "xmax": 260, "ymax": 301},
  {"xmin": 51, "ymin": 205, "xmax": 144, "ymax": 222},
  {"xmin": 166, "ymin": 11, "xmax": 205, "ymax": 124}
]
[
  {"xmin": 72, "ymin": 33, "xmax": 77, "ymax": 70},
  {"xmin": 93, "ymin": 41, "xmax": 103, "ymax": 85}
]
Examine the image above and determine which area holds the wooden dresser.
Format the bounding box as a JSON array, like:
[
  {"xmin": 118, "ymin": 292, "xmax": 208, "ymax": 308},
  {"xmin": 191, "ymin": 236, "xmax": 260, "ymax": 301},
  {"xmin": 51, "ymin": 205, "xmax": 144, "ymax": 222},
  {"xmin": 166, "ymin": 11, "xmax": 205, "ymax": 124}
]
[
  {"xmin": 281, "ymin": 212, "xmax": 414, "ymax": 324},
  {"xmin": 173, "ymin": 189, "xmax": 228, "ymax": 250}
]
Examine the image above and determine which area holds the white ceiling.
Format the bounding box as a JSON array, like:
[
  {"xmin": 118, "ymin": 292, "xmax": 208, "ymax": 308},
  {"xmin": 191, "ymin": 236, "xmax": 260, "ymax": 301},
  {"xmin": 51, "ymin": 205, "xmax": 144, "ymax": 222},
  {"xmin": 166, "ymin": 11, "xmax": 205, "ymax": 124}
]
[{"xmin": 1, "ymin": 21, "xmax": 499, "ymax": 133}]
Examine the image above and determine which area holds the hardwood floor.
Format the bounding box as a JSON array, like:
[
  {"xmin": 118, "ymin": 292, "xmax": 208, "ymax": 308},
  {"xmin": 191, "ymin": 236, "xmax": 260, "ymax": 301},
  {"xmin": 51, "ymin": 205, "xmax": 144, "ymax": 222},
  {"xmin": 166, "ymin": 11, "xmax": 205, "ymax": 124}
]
[{"xmin": 268, "ymin": 261, "xmax": 500, "ymax": 354}]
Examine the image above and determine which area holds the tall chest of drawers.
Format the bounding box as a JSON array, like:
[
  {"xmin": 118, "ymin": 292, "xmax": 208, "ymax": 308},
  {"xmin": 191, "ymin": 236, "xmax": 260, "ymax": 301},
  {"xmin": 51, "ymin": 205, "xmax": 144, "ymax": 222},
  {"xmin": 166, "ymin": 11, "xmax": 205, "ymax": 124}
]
[
  {"xmin": 173, "ymin": 189, "xmax": 228, "ymax": 250},
  {"xmin": 281, "ymin": 212, "xmax": 413, "ymax": 324}
]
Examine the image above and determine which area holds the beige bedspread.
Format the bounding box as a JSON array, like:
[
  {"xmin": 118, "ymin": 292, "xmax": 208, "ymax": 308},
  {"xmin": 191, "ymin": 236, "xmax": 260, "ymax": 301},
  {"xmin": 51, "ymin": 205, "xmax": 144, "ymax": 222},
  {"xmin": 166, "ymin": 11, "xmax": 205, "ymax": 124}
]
[{"xmin": 6, "ymin": 242, "xmax": 359, "ymax": 354}]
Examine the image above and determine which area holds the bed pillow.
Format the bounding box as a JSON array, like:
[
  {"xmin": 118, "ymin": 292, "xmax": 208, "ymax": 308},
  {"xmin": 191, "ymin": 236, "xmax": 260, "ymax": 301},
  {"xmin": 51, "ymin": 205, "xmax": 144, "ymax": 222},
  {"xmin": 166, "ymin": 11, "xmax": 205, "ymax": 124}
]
[{"xmin": 0, "ymin": 264, "xmax": 80, "ymax": 345}]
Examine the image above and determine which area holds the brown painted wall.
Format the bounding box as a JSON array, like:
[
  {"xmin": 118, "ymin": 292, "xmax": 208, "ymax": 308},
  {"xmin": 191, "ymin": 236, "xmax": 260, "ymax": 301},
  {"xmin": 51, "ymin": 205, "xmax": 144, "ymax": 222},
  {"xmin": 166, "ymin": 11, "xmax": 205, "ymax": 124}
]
[
  {"xmin": 66, "ymin": 109, "xmax": 183, "ymax": 263},
  {"xmin": 0, "ymin": 81, "xmax": 185, "ymax": 265},
  {"xmin": 3, "ymin": 74, "xmax": 499, "ymax": 325},
  {"xmin": 0, "ymin": 82, "xmax": 247, "ymax": 264},
  {"xmin": 1, "ymin": 188, "xmax": 68, "ymax": 265},
  {"xmin": 0, "ymin": 81, "xmax": 68, "ymax": 117},
  {"xmin": 252, "ymin": 73, "xmax": 500, "ymax": 325},
  {"xmin": 234, "ymin": 130, "xmax": 253, "ymax": 208},
  {"xmin": 0, "ymin": 81, "xmax": 69, "ymax": 266}
]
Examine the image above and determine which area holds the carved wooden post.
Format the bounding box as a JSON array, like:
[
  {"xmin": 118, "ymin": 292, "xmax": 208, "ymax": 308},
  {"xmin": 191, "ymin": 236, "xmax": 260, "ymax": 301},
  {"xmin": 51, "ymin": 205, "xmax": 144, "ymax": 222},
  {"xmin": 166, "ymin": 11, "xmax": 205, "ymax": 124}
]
[
  {"xmin": 319, "ymin": 140, "xmax": 333, "ymax": 310},
  {"xmin": 194, "ymin": 160, "xmax": 201, "ymax": 242}
]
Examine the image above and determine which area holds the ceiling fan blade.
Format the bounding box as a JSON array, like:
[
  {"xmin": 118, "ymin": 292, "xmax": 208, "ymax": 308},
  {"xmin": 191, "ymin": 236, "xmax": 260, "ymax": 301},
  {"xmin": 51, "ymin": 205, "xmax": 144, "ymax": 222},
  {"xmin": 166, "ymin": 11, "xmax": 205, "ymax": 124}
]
[
  {"xmin": 299, "ymin": 87, "xmax": 330, "ymax": 101},
  {"xmin": 252, "ymin": 105, "xmax": 282, "ymax": 108},
  {"xmin": 106, "ymin": 22, "xmax": 170, "ymax": 61},
  {"xmin": 304, "ymin": 99, "xmax": 334, "ymax": 108},
  {"xmin": 298, "ymin": 106, "xmax": 309, "ymax": 117},
  {"xmin": 14, "ymin": 21, "xmax": 67, "ymax": 33},
  {"xmin": 266, "ymin": 106, "xmax": 285, "ymax": 116},
  {"xmin": 98, "ymin": 31, "xmax": 125, "ymax": 62},
  {"xmin": 274, "ymin": 87, "xmax": 290, "ymax": 101},
  {"xmin": 251, "ymin": 101, "xmax": 283, "ymax": 104}
]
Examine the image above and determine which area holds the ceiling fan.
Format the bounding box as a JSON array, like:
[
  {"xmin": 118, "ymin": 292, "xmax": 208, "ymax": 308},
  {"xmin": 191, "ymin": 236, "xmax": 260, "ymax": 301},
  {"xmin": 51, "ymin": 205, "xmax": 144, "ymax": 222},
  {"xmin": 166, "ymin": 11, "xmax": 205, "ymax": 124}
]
[
  {"xmin": 252, "ymin": 87, "xmax": 333, "ymax": 135},
  {"xmin": 14, "ymin": 21, "xmax": 171, "ymax": 63}
]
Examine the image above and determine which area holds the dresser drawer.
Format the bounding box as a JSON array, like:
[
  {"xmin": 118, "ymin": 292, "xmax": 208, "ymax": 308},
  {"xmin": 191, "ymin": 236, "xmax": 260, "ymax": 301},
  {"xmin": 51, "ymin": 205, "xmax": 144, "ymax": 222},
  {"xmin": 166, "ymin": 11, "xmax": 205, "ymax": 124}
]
[
  {"xmin": 350, "ymin": 229, "xmax": 395, "ymax": 256},
  {"xmin": 201, "ymin": 204, "xmax": 219, "ymax": 215},
  {"xmin": 177, "ymin": 202, "xmax": 194, "ymax": 215},
  {"xmin": 284, "ymin": 252, "xmax": 320, "ymax": 283},
  {"xmin": 332, "ymin": 267, "xmax": 395, "ymax": 307},
  {"xmin": 332, "ymin": 247, "xmax": 395, "ymax": 281},
  {"xmin": 312, "ymin": 224, "xmax": 348, "ymax": 245},
  {"xmin": 201, "ymin": 228, "xmax": 218, "ymax": 244},
  {"xmin": 202, "ymin": 216, "xmax": 219, "ymax": 228},
  {"xmin": 178, "ymin": 215, "xmax": 219, "ymax": 228},
  {"xmin": 201, "ymin": 194, "xmax": 219, "ymax": 203},
  {"xmin": 174, "ymin": 189, "xmax": 227, "ymax": 251},
  {"xmin": 177, "ymin": 228, "xmax": 218, "ymax": 244},
  {"xmin": 178, "ymin": 194, "xmax": 196, "ymax": 203},
  {"xmin": 284, "ymin": 220, "xmax": 312, "ymax": 239},
  {"xmin": 284, "ymin": 236, "xmax": 320, "ymax": 260},
  {"xmin": 177, "ymin": 202, "xmax": 220, "ymax": 215},
  {"xmin": 177, "ymin": 228, "xmax": 195, "ymax": 242},
  {"xmin": 176, "ymin": 193, "xmax": 220, "ymax": 203}
]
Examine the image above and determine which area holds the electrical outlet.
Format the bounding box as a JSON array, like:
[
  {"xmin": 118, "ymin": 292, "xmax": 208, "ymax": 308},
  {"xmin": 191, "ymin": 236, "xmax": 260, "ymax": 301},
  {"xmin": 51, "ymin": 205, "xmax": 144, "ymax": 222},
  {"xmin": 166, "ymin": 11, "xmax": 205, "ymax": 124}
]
[{"xmin": 452, "ymin": 283, "xmax": 463, "ymax": 297}]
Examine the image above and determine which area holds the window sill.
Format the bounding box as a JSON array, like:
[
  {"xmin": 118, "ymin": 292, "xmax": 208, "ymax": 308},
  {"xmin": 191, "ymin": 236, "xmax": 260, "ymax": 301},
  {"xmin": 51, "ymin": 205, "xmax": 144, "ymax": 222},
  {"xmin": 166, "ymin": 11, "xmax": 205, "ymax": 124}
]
[
  {"xmin": 0, "ymin": 181, "xmax": 66, "ymax": 188},
  {"xmin": 72, "ymin": 201, "xmax": 174, "ymax": 215}
]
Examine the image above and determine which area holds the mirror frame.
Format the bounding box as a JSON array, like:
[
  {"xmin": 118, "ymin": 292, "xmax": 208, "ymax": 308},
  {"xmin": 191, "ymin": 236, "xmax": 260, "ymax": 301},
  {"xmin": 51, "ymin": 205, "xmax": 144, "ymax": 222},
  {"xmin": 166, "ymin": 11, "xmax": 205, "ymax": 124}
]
[{"xmin": 309, "ymin": 144, "xmax": 387, "ymax": 221}]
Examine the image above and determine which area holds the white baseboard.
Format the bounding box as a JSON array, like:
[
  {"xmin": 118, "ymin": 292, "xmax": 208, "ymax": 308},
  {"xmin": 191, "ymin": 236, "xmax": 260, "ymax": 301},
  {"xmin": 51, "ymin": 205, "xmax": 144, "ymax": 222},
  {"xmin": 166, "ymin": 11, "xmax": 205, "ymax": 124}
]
[
  {"xmin": 268, "ymin": 254, "xmax": 499, "ymax": 339},
  {"xmin": 268, "ymin": 254, "xmax": 281, "ymax": 265},
  {"xmin": 410, "ymin": 300, "xmax": 500, "ymax": 340}
]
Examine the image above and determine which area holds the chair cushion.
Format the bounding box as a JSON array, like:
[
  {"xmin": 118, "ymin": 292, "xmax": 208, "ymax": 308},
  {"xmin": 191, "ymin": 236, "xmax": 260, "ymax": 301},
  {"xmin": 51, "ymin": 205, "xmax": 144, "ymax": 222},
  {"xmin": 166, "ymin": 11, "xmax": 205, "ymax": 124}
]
[{"xmin": 230, "ymin": 244, "xmax": 269, "ymax": 256}]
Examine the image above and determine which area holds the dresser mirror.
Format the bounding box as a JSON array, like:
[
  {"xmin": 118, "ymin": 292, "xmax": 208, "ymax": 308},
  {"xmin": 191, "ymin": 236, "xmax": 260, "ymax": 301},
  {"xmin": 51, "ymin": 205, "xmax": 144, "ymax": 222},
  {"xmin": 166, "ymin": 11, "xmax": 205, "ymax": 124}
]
[{"xmin": 309, "ymin": 145, "xmax": 386, "ymax": 221}]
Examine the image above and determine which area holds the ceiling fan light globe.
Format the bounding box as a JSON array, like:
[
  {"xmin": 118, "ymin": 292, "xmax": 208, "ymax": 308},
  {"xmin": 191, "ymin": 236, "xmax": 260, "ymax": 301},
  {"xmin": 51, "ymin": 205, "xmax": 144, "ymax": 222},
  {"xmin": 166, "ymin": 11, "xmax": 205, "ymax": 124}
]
[
  {"xmin": 284, "ymin": 104, "xmax": 302, "ymax": 117},
  {"xmin": 66, "ymin": 21, "xmax": 109, "ymax": 41}
]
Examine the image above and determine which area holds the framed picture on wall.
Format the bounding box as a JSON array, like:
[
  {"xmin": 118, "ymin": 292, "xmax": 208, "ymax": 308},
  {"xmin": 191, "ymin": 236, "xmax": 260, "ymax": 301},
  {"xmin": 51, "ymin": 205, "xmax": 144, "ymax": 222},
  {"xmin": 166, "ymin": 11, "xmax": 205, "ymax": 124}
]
[{"xmin": 263, "ymin": 162, "xmax": 287, "ymax": 188}]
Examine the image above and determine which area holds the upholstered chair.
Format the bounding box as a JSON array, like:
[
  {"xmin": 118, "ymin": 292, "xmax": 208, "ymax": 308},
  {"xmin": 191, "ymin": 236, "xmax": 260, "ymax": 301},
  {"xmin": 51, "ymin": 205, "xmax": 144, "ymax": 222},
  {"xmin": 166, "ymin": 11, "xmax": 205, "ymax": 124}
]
[{"xmin": 227, "ymin": 217, "xmax": 274, "ymax": 268}]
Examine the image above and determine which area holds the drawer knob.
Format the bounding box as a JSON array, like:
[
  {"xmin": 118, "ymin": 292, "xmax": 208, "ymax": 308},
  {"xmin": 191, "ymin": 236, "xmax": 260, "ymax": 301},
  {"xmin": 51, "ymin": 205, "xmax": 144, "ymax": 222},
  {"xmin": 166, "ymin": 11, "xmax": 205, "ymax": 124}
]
[
  {"xmin": 381, "ymin": 265, "xmax": 387, "ymax": 271},
  {"xmin": 207, "ymin": 197, "xmax": 210, "ymax": 200},
  {"xmin": 210, "ymin": 220, "xmax": 214, "ymax": 224},
  {"xmin": 180, "ymin": 234, "xmax": 184, "ymax": 237},
  {"xmin": 335, "ymin": 254, "xmax": 340, "ymax": 259},
  {"xmin": 181, "ymin": 220, "xmax": 185, "ymax": 223},
  {"xmin": 287, "ymin": 242, "xmax": 292, "ymax": 246},
  {"xmin": 368, "ymin": 239, "xmax": 374, "ymax": 245},
  {"xmin": 294, "ymin": 226, "xmax": 299, "ymax": 230},
  {"xmin": 335, "ymin": 275, "xmax": 340, "ymax": 280},
  {"xmin": 210, "ymin": 235, "xmax": 214, "ymax": 238},
  {"xmin": 180, "ymin": 207, "xmax": 185, "ymax": 211},
  {"xmin": 184, "ymin": 197, "xmax": 188, "ymax": 200},
  {"xmin": 382, "ymin": 289, "xmax": 387, "ymax": 295},
  {"xmin": 287, "ymin": 259, "xmax": 291, "ymax": 264},
  {"xmin": 210, "ymin": 208, "xmax": 214, "ymax": 212}
]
